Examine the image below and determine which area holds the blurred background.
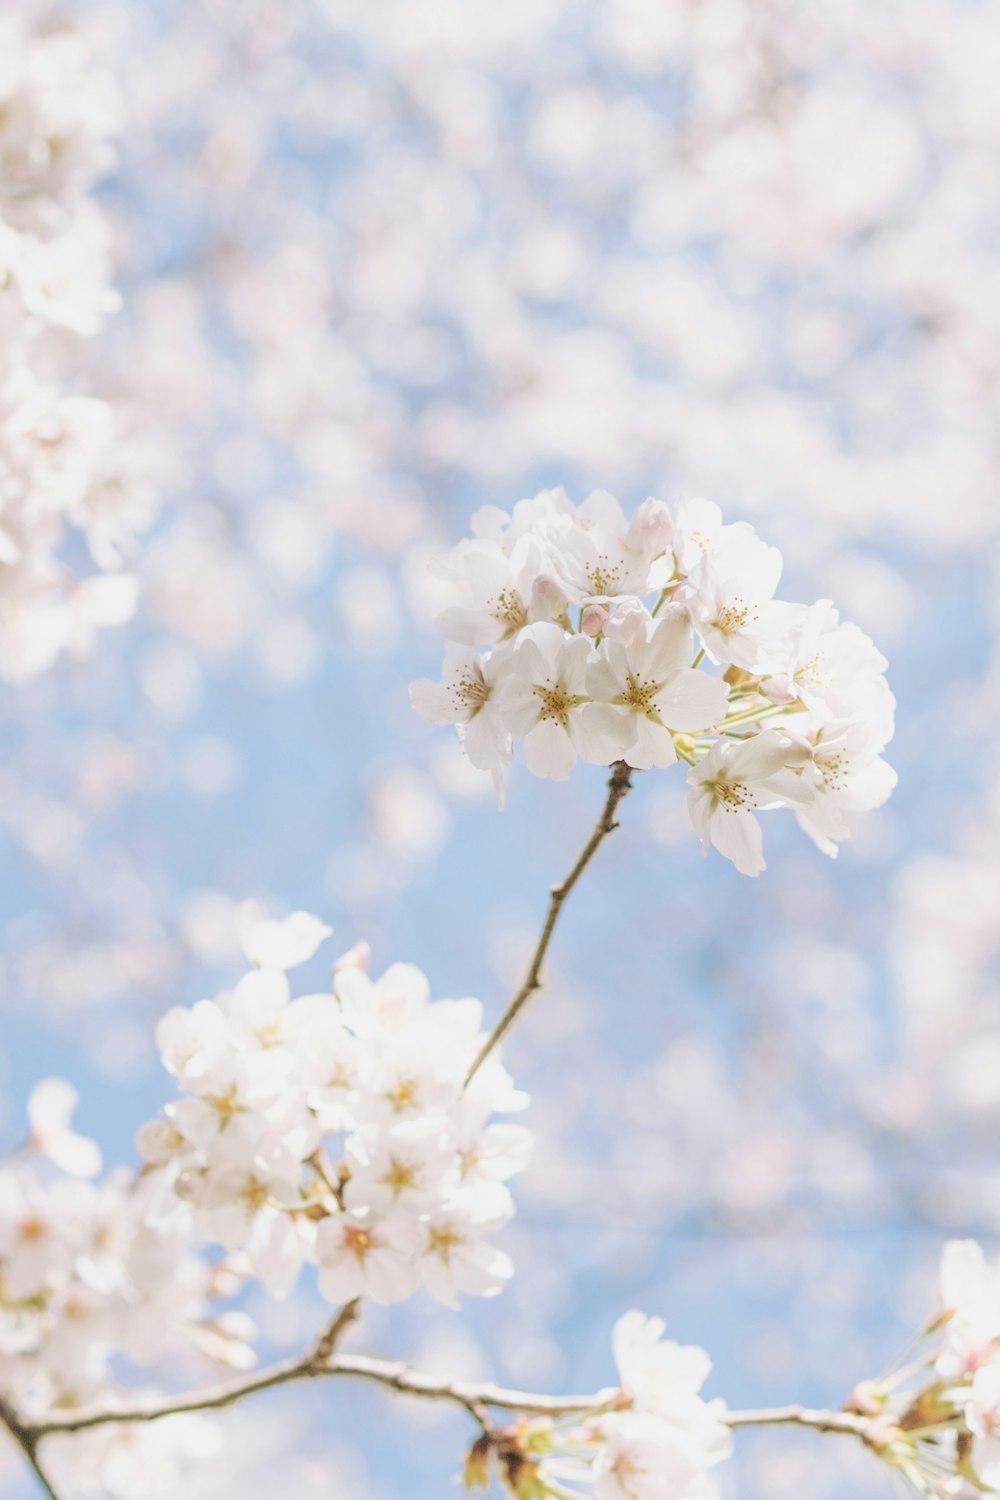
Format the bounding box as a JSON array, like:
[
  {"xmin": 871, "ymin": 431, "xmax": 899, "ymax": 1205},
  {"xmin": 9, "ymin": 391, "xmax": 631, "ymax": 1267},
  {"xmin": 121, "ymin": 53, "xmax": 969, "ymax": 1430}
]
[{"xmin": 4, "ymin": 0, "xmax": 1000, "ymax": 1494}]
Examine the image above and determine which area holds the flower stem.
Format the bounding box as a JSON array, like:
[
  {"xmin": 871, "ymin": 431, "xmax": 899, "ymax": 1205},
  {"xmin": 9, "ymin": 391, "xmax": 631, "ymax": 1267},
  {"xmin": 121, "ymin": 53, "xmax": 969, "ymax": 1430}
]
[{"xmin": 464, "ymin": 761, "xmax": 633, "ymax": 1087}]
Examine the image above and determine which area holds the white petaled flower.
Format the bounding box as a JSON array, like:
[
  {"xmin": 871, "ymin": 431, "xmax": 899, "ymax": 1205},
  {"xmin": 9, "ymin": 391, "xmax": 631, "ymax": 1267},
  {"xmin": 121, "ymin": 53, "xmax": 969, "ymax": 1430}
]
[
  {"xmin": 415, "ymin": 1209, "xmax": 514, "ymax": 1308},
  {"xmin": 315, "ymin": 1211, "xmax": 419, "ymax": 1305},
  {"xmin": 594, "ymin": 1412, "xmax": 724, "ymax": 1500},
  {"xmin": 0, "ymin": 19, "xmax": 155, "ymax": 683},
  {"xmin": 758, "ymin": 600, "xmax": 896, "ymax": 735},
  {"xmin": 593, "ymin": 1311, "xmax": 731, "ymax": 1500},
  {"xmin": 584, "ymin": 606, "xmax": 729, "ymax": 770},
  {"xmin": 27, "ymin": 1077, "xmax": 101, "ymax": 1179},
  {"xmin": 540, "ymin": 490, "xmax": 674, "ymax": 605},
  {"xmin": 409, "ymin": 642, "xmax": 513, "ymax": 771},
  {"xmin": 496, "ymin": 621, "xmax": 596, "ymax": 780},
  {"xmin": 344, "ymin": 1119, "xmax": 454, "ymax": 1216},
  {"xmin": 687, "ymin": 732, "xmax": 814, "ymax": 877},
  {"xmin": 967, "ymin": 1365, "xmax": 1000, "ymax": 1489},
  {"xmin": 936, "ymin": 1240, "xmax": 1000, "ymax": 1379},
  {"xmin": 413, "ymin": 489, "xmax": 894, "ymax": 873},
  {"xmin": 681, "ymin": 526, "xmax": 783, "ymax": 671},
  {"xmin": 435, "ymin": 535, "xmax": 565, "ymax": 645},
  {"xmin": 235, "ymin": 902, "xmax": 332, "ymax": 972},
  {"xmin": 136, "ymin": 910, "xmax": 529, "ymax": 1315},
  {"xmin": 785, "ymin": 722, "xmax": 897, "ymax": 857}
]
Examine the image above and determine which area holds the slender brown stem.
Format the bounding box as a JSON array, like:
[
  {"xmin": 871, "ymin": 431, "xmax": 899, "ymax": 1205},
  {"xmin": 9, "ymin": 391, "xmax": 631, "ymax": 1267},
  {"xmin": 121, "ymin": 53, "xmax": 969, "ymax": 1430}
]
[
  {"xmin": 465, "ymin": 760, "xmax": 634, "ymax": 1086},
  {"xmin": 309, "ymin": 1298, "xmax": 361, "ymax": 1368},
  {"xmin": 25, "ymin": 1343, "xmax": 873, "ymax": 1456},
  {"xmin": 725, "ymin": 1405, "xmax": 870, "ymax": 1439},
  {"xmin": 29, "ymin": 1357, "xmax": 619, "ymax": 1436},
  {"xmin": 0, "ymin": 1393, "xmax": 66, "ymax": 1500}
]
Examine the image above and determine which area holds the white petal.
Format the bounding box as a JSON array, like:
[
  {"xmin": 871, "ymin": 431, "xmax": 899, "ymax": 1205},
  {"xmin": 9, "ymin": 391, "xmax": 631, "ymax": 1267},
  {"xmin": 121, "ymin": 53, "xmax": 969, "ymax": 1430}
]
[
  {"xmin": 523, "ymin": 718, "xmax": 577, "ymax": 780},
  {"xmin": 409, "ymin": 676, "xmax": 460, "ymax": 725},
  {"xmin": 709, "ymin": 807, "xmax": 765, "ymax": 876},
  {"xmin": 655, "ymin": 669, "xmax": 729, "ymax": 732},
  {"xmin": 237, "ymin": 905, "xmax": 332, "ymax": 970}
]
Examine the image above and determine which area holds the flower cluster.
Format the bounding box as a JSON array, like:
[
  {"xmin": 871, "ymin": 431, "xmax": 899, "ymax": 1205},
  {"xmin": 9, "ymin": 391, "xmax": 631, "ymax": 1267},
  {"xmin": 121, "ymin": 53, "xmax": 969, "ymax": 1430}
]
[
  {"xmin": 592, "ymin": 1311, "xmax": 731, "ymax": 1500},
  {"xmin": 467, "ymin": 1310, "xmax": 730, "ymax": 1500},
  {"xmin": 137, "ymin": 906, "xmax": 530, "ymax": 1309},
  {"xmin": 833, "ymin": 1240, "xmax": 1000, "ymax": 1497},
  {"xmin": 413, "ymin": 489, "xmax": 896, "ymax": 874},
  {"xmin": 0, "ymin": 15, "xmax": 154, "ymax": 681},
  {"xmin": 0, "ymin": 1082, "xmax": 235, "ymax": 1496}
]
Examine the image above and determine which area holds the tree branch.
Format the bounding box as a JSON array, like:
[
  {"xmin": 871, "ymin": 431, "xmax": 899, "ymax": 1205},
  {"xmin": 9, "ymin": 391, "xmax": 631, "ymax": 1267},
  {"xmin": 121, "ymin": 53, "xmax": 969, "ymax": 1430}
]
[
  {"xmin": 29, "ymin": 1355, "xmax": 620, "ymax": 1436},
  {"xmin": 26, "ymin": 1347, "xmax": 873, "ymax": 1458},
  {"xmin": 308, "ymin": 1298, "xmax": 362, "ymax": 1369},
  {"xmin": 465, "ymin": 760, "xmax": 634, "ymax": 1085},
  {"xmin": 725, "ymin": 1405, "xmax": 871, "ymax": 1440},
  {"xmin": 0, "ymin": 1393, "xmax": 66, "ymax": 1500}
]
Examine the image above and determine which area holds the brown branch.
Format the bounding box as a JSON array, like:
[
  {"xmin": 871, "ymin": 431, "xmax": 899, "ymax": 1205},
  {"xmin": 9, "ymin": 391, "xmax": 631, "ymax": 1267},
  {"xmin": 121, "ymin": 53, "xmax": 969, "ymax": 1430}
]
[
  {"xmin": 465, "ymin": 760, "xmax": 634, "ymax": 1086},
  {"xmin": 0, "ymin": 1393, "xmax": 66, "ymax": 1500},
  {"xmin": 725, "ymin": 1405, "xmax": 870, "ymax": 1440},
  {"xmin": 308, "ymin": 1298, "xmax": 361, "ymax": 1369},
  {"xmin": 29, "ymin": 1355, "xmax": 618, "ymax": 1436},
  {"xmin": 25, "ymin": 1346, "xmax": 877, "ymax": 1457}
]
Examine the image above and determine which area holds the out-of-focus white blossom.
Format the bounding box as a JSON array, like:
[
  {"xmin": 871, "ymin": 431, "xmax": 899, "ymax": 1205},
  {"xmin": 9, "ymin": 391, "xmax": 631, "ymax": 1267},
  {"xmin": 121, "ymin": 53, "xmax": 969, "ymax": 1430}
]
[{"xmin": 0, "ymin": 15, "xmax": 153, "ymax": 681}]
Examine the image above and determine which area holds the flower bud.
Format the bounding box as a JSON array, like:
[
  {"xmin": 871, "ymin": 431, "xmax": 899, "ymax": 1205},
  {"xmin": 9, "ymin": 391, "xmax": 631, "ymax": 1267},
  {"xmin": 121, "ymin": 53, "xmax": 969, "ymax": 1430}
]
[
  {"xmin": 501, "ymin": 1453, "xmax": 549, "ymax": 1500},
  {"xmin": 581, "ymin": 604, "xmax": 608, "ymax": 638},
  {"xmin": 627, "ymin": 496, "xmax": 673, "ymax": 554},
  {"xmin": 463, "ymin": 1435, "xmax": 492, "ymax": 1492},
  {"xmin": 758, "ymin": 673, "xmax": 797, "ymax": 705}
]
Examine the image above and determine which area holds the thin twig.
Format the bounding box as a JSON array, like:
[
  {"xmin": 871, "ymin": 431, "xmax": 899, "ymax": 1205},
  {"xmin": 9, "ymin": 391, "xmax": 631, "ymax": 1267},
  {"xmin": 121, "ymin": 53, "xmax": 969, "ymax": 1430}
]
[
  {"xmin": 725, "ymin": 1405, "xmax": 870, "ymax": 1439},
  {"xmin": 308, "ymin": 1298, "xmax": 361, "ymax": 1369},
  {"xmin": 0, "ymin": 1393, "xmax": 66, "ymax": 1500},
  {"xmin": 465, "ymin": 760, "xmax": 634, "ymax": 1086}
]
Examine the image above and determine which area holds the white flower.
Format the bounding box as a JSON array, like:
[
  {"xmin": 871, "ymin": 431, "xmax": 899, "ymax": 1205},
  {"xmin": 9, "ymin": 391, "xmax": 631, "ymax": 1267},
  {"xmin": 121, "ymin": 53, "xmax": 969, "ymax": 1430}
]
[
  {"xmin": 540, "ymin": 490, "xmax": 673, "ymax": 605},
  {"xmin": 415, "ymin": 1209, "xmax": 514, "ymax": 1308},
  {"xmin": 937, "ymin": 1240, "xmax": 1000, "ymax": 1379},
  {"xmin": 497, "ymin": 621, "xmax": 597, "ymax": 779},
  {"xmin": 335, "ymin": 960, "xmax": 430, "ymax": 1039},
  {"xmin": 469, "ymin": 486, "xmax": 575, "ymax": 550},
  {"xmin": 316, "ymin": 1211, "xmax": 419, "ymax": 1305},
  {"xmin": 595, "ymin": 1412, "xmax": 723, "ymax": 1500},
  {"xmin": 27, "ymin": 1077, "xmax": 101, "ymax": 1178},
  {"xmin": 786, "ymin": 722, "xmax": 897, "ymax": 857},
  {"xmin": 597, "ymin": 1313, "xmax": 732, "ymax": 1500},
  {"xmin": 139, "ymin": 928, "xmax": 529, "ymax": 1319},
  {"xmin": 409, "ymin": 643, "xmax": 513, "ymax": 770},
  {"xmin": 155, "ymin": 1001, "xmax": 231, "ymax": 1086},
  {"xmin": 344, "ymin": 1119, "xmax": 454, "ymax": 1215},
  {"xmin": 967, "ymin": 1364, "xmax": 1000, "ymax": 1489},
  {"xmin": 758, "ymin": 600, "xmax": 896, "ymax": 744},
  {"xmin": 681, "ymin": 526, "xmax": 782, "ymax": 670},
  {"xmin": 584, "ymin": 606, "xmax": 729, "ymax": 769},
  {"xmin": 687, "ymin": 732, "xmax": 813, "ymax": 876},
  {"xmin": 435, "ymin": 535, "xmax": 565, "ymax": 645},
  {"xmin": 235, "ymin": 902, "xmax": 332, "ymax": 971},
  {"xmin": 612, "ymin": 1310, "xmax": 714, "ymax": 1421}
]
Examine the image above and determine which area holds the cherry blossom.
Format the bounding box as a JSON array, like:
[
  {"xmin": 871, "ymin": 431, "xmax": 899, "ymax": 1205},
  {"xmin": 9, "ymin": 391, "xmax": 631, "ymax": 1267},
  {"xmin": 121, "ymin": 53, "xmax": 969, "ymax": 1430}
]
[
  {"xmin": 414, "ymin": 488, "xmax": 895, "ymax": 873},
  {"xmin": 136, "ymin": 909, "xmax": 530, "ymax": 1314}
]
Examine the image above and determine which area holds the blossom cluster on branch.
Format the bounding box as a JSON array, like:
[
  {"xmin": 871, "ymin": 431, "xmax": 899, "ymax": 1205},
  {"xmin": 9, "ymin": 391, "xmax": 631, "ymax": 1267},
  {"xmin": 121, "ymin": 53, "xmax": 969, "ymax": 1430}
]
[
  {"xmin": 136, "ymin": 905, "xmax": 530, "ymax": 1311},
  {"xmin": 0, "ymin": 15, "xmax": 153, "ymax": 681},
  {"xmin": 412, "ymin": 490, "xmax": 896, "ymax": 875}
]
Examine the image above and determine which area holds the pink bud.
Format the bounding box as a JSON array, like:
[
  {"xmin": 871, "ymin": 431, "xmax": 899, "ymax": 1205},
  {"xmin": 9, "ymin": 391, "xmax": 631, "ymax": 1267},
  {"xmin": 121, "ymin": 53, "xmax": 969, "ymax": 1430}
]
[
  {"xmin": 581, "ymin": 604, "xmax": 608, "ymax": 638},
  {"xmin": 627, "ymin": 497, "xmax": 673, "ymax": 554}
]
